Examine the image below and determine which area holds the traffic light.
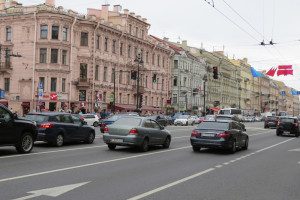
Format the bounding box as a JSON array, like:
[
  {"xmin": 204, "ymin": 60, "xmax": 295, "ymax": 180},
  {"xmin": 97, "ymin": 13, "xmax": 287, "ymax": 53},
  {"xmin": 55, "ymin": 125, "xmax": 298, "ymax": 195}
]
[
  {"xmin": 152, "ymin": 74, "xmax": 157, "ymax": 83},
  {"xmin": 131, "ymin": 70, "xmax": 137, "ymax": 80},
  {"xmin": 213, "ymin": 67, "xmax": 218, "ymax": 79}
]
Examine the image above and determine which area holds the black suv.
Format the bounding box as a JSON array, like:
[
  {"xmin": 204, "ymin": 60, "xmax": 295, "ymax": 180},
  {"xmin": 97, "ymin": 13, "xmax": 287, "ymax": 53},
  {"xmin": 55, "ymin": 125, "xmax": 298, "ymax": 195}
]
[
  {"xmin": 276, "ymin": 117, "xmax": 300, "ymax": 137},
  {"xmin": 0, "ymin": 104, "xmax": 38, "ymax": 153},
  {"xmin": 264, "ymin": 116, "xmax": 279, "ymax": 128}
]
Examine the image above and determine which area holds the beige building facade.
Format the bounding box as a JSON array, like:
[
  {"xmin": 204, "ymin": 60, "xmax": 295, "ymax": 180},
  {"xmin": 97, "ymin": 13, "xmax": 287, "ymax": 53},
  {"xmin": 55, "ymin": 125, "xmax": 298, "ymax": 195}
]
[{"xmin": 0, "ymin": 1, "xmax": 171, "ymax": 115}]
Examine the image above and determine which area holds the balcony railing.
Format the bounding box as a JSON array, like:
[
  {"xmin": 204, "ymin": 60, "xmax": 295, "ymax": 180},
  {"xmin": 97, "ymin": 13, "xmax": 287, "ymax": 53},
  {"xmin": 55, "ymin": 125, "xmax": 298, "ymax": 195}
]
[{"xmin": 74, "ymin": 78, "xmax": 90, "ymax": 87}]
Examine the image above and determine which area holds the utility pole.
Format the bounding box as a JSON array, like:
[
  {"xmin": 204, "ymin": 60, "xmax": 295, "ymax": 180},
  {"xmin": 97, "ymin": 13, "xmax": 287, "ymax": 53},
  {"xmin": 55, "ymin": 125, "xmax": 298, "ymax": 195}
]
[
  {"xmin": 134, "ymin": 50, "xmax": 143, "ymax": 112},
  {"xmin": 112, "ymin": 68, "xmax": 116, "ymax": 113},
  {"xmin": 203, "ymin": 74, "xmax": 208, "ymax": 116}
]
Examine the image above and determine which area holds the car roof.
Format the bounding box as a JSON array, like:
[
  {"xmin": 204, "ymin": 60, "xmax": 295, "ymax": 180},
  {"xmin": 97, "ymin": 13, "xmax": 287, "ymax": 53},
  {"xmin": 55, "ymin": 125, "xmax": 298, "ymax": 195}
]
[{"xmin": 27, "ymin": 112, "xmax": 69, "ymax": 116}]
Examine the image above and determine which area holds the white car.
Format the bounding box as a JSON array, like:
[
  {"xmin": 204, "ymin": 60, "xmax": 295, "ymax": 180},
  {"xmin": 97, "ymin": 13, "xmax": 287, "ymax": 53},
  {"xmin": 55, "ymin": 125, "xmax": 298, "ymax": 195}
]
[
  {"xmin": 174, "ymin": 115, "xmax": 197, "ymax": 126},
  {"xmin": 81, "ymin": 114, "xmax": 100, "ymax": 127}
]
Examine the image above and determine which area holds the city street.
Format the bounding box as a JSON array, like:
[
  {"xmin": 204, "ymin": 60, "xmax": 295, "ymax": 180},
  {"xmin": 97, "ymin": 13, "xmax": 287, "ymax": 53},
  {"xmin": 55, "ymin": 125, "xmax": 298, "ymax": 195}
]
[{"xmin": 0, "ymin": 122, "xmax": 299, "ymax": 200}]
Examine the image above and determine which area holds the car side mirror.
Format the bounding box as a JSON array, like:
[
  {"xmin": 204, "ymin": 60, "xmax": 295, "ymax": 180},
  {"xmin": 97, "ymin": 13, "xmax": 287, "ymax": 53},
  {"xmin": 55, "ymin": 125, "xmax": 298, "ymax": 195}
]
[
  {"xmin": 160, "ymin": 126, "xmax": 165, "ymax": 130},
  {"xmin": 13, "ymin": 113, "xmax": 18, "ymax": 120},
  {"xmin": 80, "ymin": 120, "xmax": 87, "ymax": 126},
  {"xmin": 244, "ymin": 128, "xmax": 246, "ymax": 131}
]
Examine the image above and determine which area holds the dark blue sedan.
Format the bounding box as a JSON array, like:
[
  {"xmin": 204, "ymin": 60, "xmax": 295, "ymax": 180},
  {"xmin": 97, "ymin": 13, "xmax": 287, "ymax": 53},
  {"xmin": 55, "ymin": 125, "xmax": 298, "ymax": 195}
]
[{"xmin": 25, "ymin": 112, "xmax": 95, "ymax": 147}]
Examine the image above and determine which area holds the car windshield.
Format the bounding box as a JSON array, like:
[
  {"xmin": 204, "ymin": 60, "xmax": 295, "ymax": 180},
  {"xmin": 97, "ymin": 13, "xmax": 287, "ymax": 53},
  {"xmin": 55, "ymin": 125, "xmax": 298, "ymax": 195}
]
[
  {"xmin": 281, "ymin": 118, "xmax": 295, "ymax": 123},
  {"xmin": 25, "ymin": 114, "xmax": 49, "ymax": 123},
  {"xmin": 267, "ymin": 117, "xmax": 277, "ymax": 120},
  {"xmin": 197, "ymin": 121, "xmax": 229, "ymax": 130},
  {"xmin": 178, "ymin": 115, "xmax": 189, "ymax": 119},
  {"xmin": 113, "ymin": 117, "xmax": 142, "ymax": 126},
  {"xmin": 82, "ymin": 115, "xmax": 95, "ymax": 119},
  {"xmin": 107, "ymin": 115, "xmax": 123, "ymax": 121}
]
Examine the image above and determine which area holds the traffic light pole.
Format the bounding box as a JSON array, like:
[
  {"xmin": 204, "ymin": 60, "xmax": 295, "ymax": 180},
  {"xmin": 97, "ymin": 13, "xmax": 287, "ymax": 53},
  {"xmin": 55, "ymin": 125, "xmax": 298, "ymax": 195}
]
[
  {"xmin": 136, "ymin": 62, "xmax": 140, "ymax": 111},
  {"xmin": 113, "ymin": 68, "xmax": 116, "ymax": 113}
]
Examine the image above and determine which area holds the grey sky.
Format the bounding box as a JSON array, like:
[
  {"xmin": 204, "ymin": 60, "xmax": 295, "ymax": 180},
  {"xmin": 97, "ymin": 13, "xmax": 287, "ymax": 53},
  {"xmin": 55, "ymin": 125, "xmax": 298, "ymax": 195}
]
[{"xmin": 21, "ymin": 0, "xmax": 300, "ymax": 89}]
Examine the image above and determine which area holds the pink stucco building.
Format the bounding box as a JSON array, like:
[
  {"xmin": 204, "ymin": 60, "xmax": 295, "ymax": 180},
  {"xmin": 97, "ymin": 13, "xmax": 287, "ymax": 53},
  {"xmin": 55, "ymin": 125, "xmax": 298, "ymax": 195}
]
[{"xmin": 0, "ymin": 0, "xmax": 171, "ymax": 115}]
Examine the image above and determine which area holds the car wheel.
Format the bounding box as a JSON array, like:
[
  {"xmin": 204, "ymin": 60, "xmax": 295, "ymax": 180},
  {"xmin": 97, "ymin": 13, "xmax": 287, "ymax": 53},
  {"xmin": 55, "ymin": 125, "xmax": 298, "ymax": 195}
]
[
  {"xmin": 192, "ymin": 146, "xmax": 201, "ymax": 152},
  {"xmin": 93, "ymin": 121, "xmax": 99, "ymax": 127},
  {"xmin": 242, "ymin": 138, "xmax": 249, "ymax": 150},
  {"xmin": 295, "ymin": 132, "xmax": 299, "ymax": 138},
  {"xmin": 276, "ymin": 130, "xmax": 282, "ymax": 136},
  {"xmin": 54, "ymin": 134, "xmax": 64, "ymax": 147},
  {"xmin": 229, "ymin": 141, "xmax": 236, "ymax": 154},
  {"xmin": 191, "ymin": 122, "xmax": 195, "ymax": 126},
  {"xmin": 16, "ymin": 132, "xmax": 34, "ymax": 154},
  {"xmin": 162, "ymin": 137, "xmax": 171, "ymax": 149},
  {"xmin": 85, "ymin": 132, "xmax": 95, "ymax": 144},
  {"xmin": 186, "ymin": 122, "xmax": 188, "ymax": 126},
  {"xmin": 108, "ymin": 144, "xmax": 116, "ymax": 150},
  {"xmin": 264, "ymin": 125, "xmax": 268, "ymax": 129},
  {"xmin": 140, "ymin": 138, "xmax": 149, "ymax": 152}
]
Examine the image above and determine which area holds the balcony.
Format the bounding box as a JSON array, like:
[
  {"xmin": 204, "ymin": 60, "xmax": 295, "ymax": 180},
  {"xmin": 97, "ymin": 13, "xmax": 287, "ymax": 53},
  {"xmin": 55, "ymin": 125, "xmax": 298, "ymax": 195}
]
[
  {"xmin": 74, "ymin": 78, "xmax": 91, "ymax": 88},
  {"xmin": 0, "ymin": 62, "xmax": 12, "ymax": 72}
]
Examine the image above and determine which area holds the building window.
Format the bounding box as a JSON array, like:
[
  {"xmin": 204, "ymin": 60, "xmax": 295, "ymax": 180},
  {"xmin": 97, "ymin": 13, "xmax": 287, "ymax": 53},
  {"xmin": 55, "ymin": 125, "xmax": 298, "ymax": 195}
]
[
  {"xmin": 40, "ymin": 48, "xmax": 47, "ymax": 63},
  {"xmin": 162, "ymin": 79, "xmax": 164, "ymax": 91},
  {"xmin": 80, "ymin": 32, "xmax": 88, "ymax": 46},
  {"xmin": 173, "ymin": 94, "xmax": 177, "ymax": 104},
  {"xmin": 95, "ymin": 65, "xmax": 99, "ymax": 81},
  {"xmin": 80, "ymin": 63, "xmax": 87, "ymax": 80},
  {"xmin": 112, "ymin": 40, "xmax": 116, "ymax": 53},
  {"xmin": 5, "ymin": 49, "xmax": 10, "ymax": 66},
  {"xmin": 50, "ymin": 78, "xmax": 57, "ymax": 92},
  {"xmin": 103, "ymin": 92, "xmax": 107, "ymax": 103},
  {"xmin": 119, "ymin": 93, "xmax": 122, "ymax": 103},
  {"xmin": 6, "ymin": 26, "xmax": 12, "ymax": 41},
  {"xmin": 96, "ymin": 35, "xmax": 100, "ymax": 49},
  {"xmin": 120, "ymin": 42, "xmax": 123, "ymax": 55},
  {"xmin": 173, "ymin": 76, "xmax": 178, "ymax": 86},
  {"xmin": 4, "ymin": 78, "xmax": 10, "ymax": 92},
  {"xmin": 51, "ymin": 25, "xmax": 59, "ymax": 40},
  {"xmin": 62, "ymin": 27, "xmax": 68, "ymax": 41},
  {"xmin": 145, "ymin": 76, "xmax": 148, "ymax": 88},
  {"xmin": 104, "ymin": 37, "xmax": 108, "ymax": 51},
  {"xmin": 51, "ymin": 49, "xmax": 58, "ymax": 63},
  {"xmin": 40, "ymin": 25, "xmax": 48, "ymax": 39},
  {"xmin": 103, "ymin": 66, "xmax": 107, "ymax": 82},
  {"xmin": 39, "ymin": 77, "xmax": 45, "ymax": 88},
  {"xmin": 79, "ymin": 90, "xmax": 86, "ymax": 101},
  {"xmin": 62, "ymin": 78, "xmax": 66, "ymax": 92},
  {"xmin": 141, "ymin": 30, "xmax": 144, "ymax": 39},
  {"xmin": 183, "ymin": 77, "xmax": 187, "ymax": 86},
  {"xmin": 129, "ymin": 24, "xmax": 132, "ymax": 34},
  {"xmin": 128, "ymin": 45, "xmax": 131, "ymax": 58},
  {"xmin": 119, "ymin": 70, "xmax": 122, "ymax": 84},
  {"xmin": 127, "ymin": 94, "xmax": 130, "ymax": 104},
  {"xmin": 163, "ymin": 57, "xmax": 165, "ymax": 68},
  {"xmin": 62, "ymin": 50, "xmax": 67, "ymax": 65},
  {"xmin": 157, "ymin": 55, "xmax": 160, "ymax": 66},
  {"xmin": 146, "ymin": 52, "xmax": 149, "ymax": 63},
  {"xmin": 135, "ymin": 27, "xmax": 138, "ymax": 36},
  {"xmin": 134, "ymin": 47, "xmax": 138, "ymax": 57},
  {"xmin": 145, "ymin": 96, "xmax": 148, "ymax": 106},
  {"xmin": 174, "ymin": 60, "xmax": 178, "ymax": 68}
]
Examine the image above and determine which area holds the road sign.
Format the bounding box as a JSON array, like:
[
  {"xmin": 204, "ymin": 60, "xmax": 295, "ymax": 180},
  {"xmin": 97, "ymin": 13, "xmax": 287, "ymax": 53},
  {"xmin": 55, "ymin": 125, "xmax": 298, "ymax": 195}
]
[
  {"xmin": 38, "ymin": 82, "xmax": 43, "ymax": 89},
  {"xmin": 13, "ymin": 182, "xmax": 90, "ymax": 200}
]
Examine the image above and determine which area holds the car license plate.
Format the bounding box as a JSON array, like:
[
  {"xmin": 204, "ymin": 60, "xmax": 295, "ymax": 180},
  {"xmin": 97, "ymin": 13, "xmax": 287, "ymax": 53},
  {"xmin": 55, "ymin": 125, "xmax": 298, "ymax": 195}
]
[
  {"xmin": 110, "ymin": 139, "xmax": 123, "ymax": 143},
  {"xmin": 202, "ymin": 133, "xmax": 215, "ymax": 137}
]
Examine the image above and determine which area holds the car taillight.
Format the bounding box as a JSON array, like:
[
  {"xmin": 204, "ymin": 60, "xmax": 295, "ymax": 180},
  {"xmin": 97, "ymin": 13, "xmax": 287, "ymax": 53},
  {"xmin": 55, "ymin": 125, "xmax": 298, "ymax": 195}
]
[
  {"xmin": 191, "ymin": 130, "xmax": 201, "ymax": 137},
  {"xmin": 294, "ymin": 123, "xmax": 299, "ymax": 127},
  {"xmin": 277, "ymin": 121, "xmax": 281, "ymax": 126},
  {"xmin": 129, "ymin": 128, "xmax": 138, "ymax": 135},
  {"xmin": 40, "ymin": 123, "xmax": 54, "ymax": 129},
  {"xmin": 101, "ymin": 123, "xmax": 106, "ymax": 127},
  {"xmin": 217, "ymin": 131, "xmax": 230, "ymax": 139},
  {"xmin": 104, "ymin": 126, "xmax": 109, "ymax": 133}
]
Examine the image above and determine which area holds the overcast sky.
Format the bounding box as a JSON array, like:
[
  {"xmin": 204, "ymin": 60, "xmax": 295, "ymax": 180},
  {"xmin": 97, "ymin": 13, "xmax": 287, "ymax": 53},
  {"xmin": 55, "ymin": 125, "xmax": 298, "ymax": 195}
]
[{"xmin": 21, "ymin": 0, "xmax": 300, "ymax": 90}]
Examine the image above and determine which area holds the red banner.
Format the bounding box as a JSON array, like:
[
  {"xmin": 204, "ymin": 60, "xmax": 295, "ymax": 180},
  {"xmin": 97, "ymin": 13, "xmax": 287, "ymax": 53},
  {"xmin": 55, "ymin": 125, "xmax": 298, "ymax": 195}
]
[
  {"xmin": 277, "ymin": 65, "xmax": 293, "ymax": 76},
  {"xmin": 50, "ymin": 93, "xmax": 58, "ymax": 101}
]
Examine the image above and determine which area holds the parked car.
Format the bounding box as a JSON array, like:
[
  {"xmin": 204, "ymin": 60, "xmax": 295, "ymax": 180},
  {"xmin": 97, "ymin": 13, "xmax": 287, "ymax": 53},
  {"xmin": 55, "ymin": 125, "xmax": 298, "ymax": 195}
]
[
  {"xmin": 25, "ymin": 112, "xmax": 95, "ymax": 146},
  {"xmin": 100, "ymin": 113, "xmax": 139, "ymax": 133},
  {"xmin": 80, "ymin": 114, "xmax": 100, "ymax": 127},
  {"xmin": 197, "ymin": 116, "xmax": 205, "ymax": 124},
  {"xmin": 204, "ymin": 115, "xmax": 216, "ymax": 121},
  {"xmin": 146, "ymin": 115, "xmax": 168, "ymax": 127},
  {"xmin": 264, "ymin": 116, "xmax": 279, "ymax": 128},
  {"xmin": 276, "ymin": 117, "xmax": 300, "ymax": 137},
  {"xmin": 0, "ymin": 104, "xmax": 38, "ymax": 153},
  {"xmin": 216, "ymin": 115, "xmax": 240, "ymax": 122},
  {"xmin": 103, "ymin": 116, "xmax": 171, "ymax": 152},
  {"xmin": 174, "ymin": 115, "xmax": 196, "ymax": 126},
  {"xmin": 190, "ymin": 120, "xmax": 249, "ymax": 153}
]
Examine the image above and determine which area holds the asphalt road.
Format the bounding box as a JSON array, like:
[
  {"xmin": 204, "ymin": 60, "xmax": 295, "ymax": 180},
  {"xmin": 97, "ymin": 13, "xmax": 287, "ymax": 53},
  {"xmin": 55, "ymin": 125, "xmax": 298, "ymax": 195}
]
[{"xmin": 0, "ymin": 122, "xmax": 299, "ymax": 200}]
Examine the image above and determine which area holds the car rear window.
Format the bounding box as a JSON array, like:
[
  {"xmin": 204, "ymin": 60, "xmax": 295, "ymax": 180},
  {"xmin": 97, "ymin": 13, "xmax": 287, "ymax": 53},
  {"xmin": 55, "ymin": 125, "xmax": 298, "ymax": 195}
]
[
  {"xmin": 267, "ymin": 116, "xmax": 277, "ymax": 120},
  {"xmin": 113, "ymin": 117, "xmax": 142, "ymax": 126},
  {"xmin": 281, "ymin": 118, "xmax": 295, "ymax": 123},
  {"xmin": 83, "ymin": 115, "xmax": 95, "ymax": 119},
  {"xmin": 25, "ymin": 114, "xmax": 49, "ymax": 123},
  {"xmin": 197, "ymin": 121, "xmax": 229, "ymax": 130}
]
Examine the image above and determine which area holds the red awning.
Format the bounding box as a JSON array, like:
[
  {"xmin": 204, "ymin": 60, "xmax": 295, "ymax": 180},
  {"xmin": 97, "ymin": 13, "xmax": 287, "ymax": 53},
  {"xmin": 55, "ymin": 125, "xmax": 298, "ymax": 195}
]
[{"xmin": 210, "ymin": 107, "xmax": 220, "ymax": 112}]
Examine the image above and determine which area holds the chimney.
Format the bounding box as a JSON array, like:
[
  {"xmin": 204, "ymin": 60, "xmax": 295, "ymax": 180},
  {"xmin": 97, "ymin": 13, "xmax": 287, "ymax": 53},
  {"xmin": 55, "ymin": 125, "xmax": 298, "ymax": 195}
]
[
  {"xmin": 101, "ymin": 4, "xmax": 109, "ymax": 21},
  {"xmin": 113, "ymin": 5, "xmax": 122, "ymax": 13},
  {"xmin": 136, "ymin": 15, "xmax": 141, "ymax": 20},
  {"xmin": 142, "ymin": 18, "xmax": 147, "ymax": 22},
  {"xmin": 163, "ymin": 37, "xmax": 169, "ymax": 42},
  {"xmin": 182, "ymin": 40, "xmax": 187, "ymax": 47},
  {"xmin": 123, "ymin": 9, "xmax": 129, "ymax": 14},
  {"xmin": 45, "ymin": 0, "xmax": 55, "ymax": 6},
  {"xmin": 129, "ymin": 12, "xmax": 135, "ymax": 17}
]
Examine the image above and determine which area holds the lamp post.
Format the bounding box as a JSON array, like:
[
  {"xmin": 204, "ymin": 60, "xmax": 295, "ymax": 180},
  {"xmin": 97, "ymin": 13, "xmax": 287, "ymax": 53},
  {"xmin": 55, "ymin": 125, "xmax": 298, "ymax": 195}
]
[
  {"xmin": 134, "ymin": 50, "xmax": 143, "ymax": 112},
  {"xmin": 203, "ymin": 74, "xmax": 208, "ymax": 116}
]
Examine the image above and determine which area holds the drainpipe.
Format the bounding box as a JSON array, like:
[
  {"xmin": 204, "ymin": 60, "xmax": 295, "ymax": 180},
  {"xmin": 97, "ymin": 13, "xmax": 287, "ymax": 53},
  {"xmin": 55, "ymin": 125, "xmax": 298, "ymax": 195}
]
[
  {"xmin": 92, "ymin": 21, "xmax": 100, "ymax": 113},
  {"xmin": 31, "ymin": 12, "xmax": 37, "ymax": 111},
  {"xmin": 69, "ymin": 17, "xmax": 77, "ymax": 111}
]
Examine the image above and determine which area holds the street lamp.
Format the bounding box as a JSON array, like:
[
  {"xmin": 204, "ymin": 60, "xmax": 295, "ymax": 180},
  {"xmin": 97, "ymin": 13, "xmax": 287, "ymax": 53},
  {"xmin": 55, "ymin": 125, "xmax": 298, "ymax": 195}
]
[
  {"xmin": 134, "ymin": 50, "xmax": 143, "ymax": 112},
  {"xmin": 203, "ymin": 74, "xmax": 208, "ymax": 116}
]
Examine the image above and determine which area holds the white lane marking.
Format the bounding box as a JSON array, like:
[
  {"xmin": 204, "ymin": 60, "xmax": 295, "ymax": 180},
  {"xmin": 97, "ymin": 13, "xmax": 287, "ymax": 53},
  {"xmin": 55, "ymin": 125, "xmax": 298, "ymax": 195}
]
[
  {"xmin": 289, "ymin": 148, "xmax": 300, "ymax": 152},
  {"xmin": 0, "ymin": 146, "xmax": 190, "ymax": 183},
  {"xmin": 127, "ymin": 168, "xmax": 215, "ymax": 200},
  {"xmin": 298, "ymin": 161, "xmax": 300, "ymax": 165},
  {"xmin": 0, "ymin": 145, "xmax": 107, "ymax": 160},
  {"xmin": 249, "ymin": 131, "xmax": 273, "ymax": 137},
  {"xmin": 215, "ymin": 165, "xmax": 223, "ymax": 168},
  {"xmin": 173, "ymin": 136, "xmax": 190, "ymax": 139},
  {"xmin": 127, "ymin": 138, "xmax": 295, "ymax": 200},
  {"xmin": 12, "ymin": 182, "xmax": 90, "ymax": 200}
]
